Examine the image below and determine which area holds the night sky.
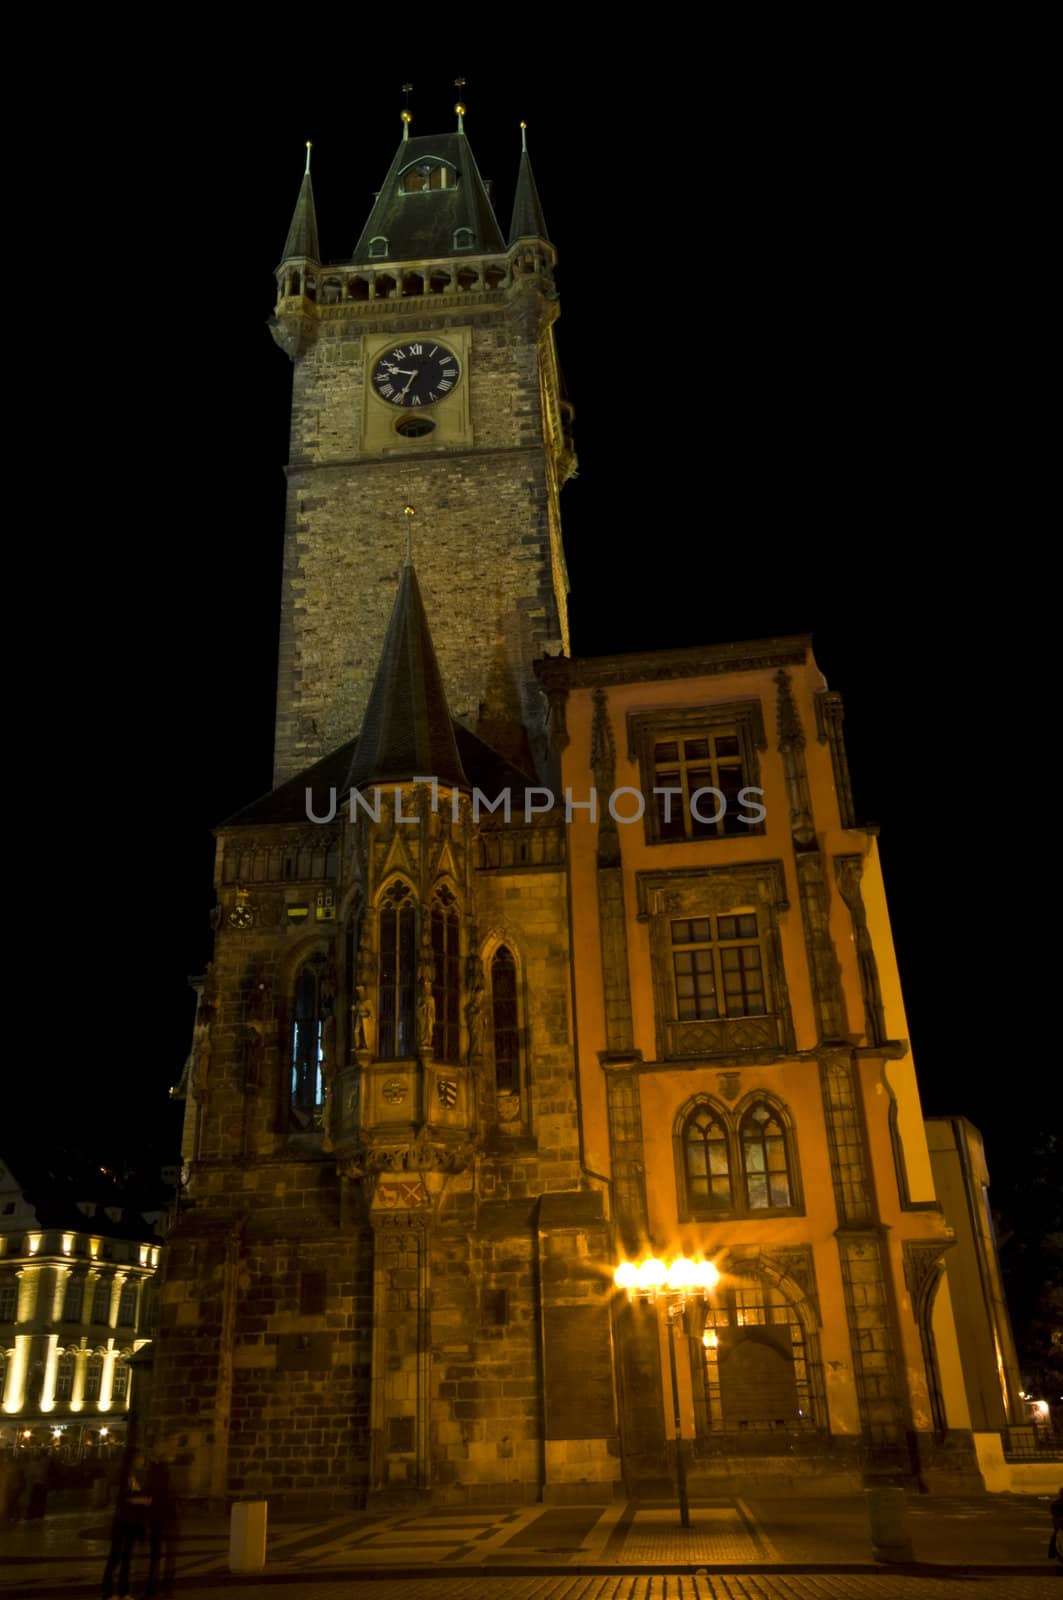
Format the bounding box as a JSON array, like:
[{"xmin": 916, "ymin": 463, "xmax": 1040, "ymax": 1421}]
[{"xmin": 25, "ymin": 61, "xmax": 1042, "ymax": 1225}]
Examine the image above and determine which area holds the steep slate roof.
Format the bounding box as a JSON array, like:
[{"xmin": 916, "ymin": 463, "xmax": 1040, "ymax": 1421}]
[
  {"xmin": 351, "ymin": 131, "xmax": 505, "ymax": 264},
  {"xmin": 509, "ymin": 139, "xmax": 549, "ymax": 244},
  {"xmin": 281, "ymin": 169, "xmax": 320, "ymax": 263},
  {"xmin": 222, "ymin": 724, "xmax": 534, "ymax": 829},
  {"xmin": 346, "ymin": 560, "xmax": 468, "ymax": 791}
]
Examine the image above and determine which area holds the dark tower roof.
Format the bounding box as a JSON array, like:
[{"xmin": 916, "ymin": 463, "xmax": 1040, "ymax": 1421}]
[
  {"xmin": 509, "ymin": 133, "xmax": 549, "ymax": 244},
  {"xmin": 281, "ymin": 168, "xmax": 320, "ymax": 263},
  {"xmin": 351, "ymin": 130, "xmax": 505, "ymax": 264},
  {"xmin": 345, "ymin": 560, "xmax": 469, "ymax": 792}
]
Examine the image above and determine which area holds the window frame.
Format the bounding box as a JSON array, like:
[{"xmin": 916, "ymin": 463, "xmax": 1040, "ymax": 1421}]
[
  {"xmin": 378, "ymin": 880, "xmax": 417, "ymax": 1060},
  {"xmin": 638, "ymin": 861, "xmax": 794, "ymax": 1060},
  {"xmin": 674, "ymin": 1091, "xmax": 803, "ymax": 1222},
  {"xmin": 628, "ymin": 700, "xmax": 767, "ymax": 846}
]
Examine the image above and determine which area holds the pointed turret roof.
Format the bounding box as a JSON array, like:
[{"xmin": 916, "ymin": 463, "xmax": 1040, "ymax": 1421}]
[
  {"xmin": 509, "ymin": 128, "xmax": 549, "ymax": 244},
  {"xmin": 351, "ymin": 130, "xmax": 504, "ymax": 264},
  {"xmin": 281, "ymin": 148, "xmax": 320, "ymax": 263},
  {"xmin": 345, "ymin": 560, "xmax": 469, "ymax": 792}
]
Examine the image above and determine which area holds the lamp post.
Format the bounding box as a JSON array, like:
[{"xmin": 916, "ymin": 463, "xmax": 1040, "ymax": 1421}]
[{"xmin": 615, "ymin": 1256, "xmax": 720, "ymax": 1529}]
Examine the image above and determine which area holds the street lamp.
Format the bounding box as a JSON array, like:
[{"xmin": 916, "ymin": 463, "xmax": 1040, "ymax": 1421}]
[{"xmin": 614, "ymin": 1256, "xmax": 720, "ymax": 1528}]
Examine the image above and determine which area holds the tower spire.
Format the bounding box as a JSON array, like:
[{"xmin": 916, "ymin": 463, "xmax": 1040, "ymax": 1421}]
[
  {"xmin": 345, "ymin": 550, "xmax": 469, "ymax": 793},
  {"xmin": 509, "ymin": 122, "xmax": 549, "ymax": 245},
  {"xmin": 454, "ymin": 76, "xmax": 466, "ymax": 134},
  {"xmin": 280, "ymin": 143, "xmax": 320, "ymax": 264},
  {"xmin": 401, "ymin": 81, "xmax": 413, "ymax": 140}
]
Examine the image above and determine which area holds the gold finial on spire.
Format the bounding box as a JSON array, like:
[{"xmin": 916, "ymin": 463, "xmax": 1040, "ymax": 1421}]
[
  {"xmin": 403, "ymin": 501, "xmax": 416, "ymax": 565},
  {"xmin": 454, "ymin": 76, "xmax": 466, "ymax": 132},
  {"xmin": 304, "ymin": 141, "xmax": 312, "ymax": 176},
  {"xmin": 520, "ymin": 120, "xmax": 528, "ymax": 154},
  {"xmin": 401, "ymin": 82, "xmax": 413, "ymax": 139}
]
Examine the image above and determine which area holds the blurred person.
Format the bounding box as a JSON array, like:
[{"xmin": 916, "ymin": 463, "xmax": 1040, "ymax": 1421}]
[{"xmin": 100, "ymin": 1446, "xmax": 151, "ymax": 1600}]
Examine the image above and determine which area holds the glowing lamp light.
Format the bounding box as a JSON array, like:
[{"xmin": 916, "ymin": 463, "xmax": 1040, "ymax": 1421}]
[
  {"xmin": 21, "ymin": 1429, "xmax": 32, "ymax": 1439},
  {"xmin": 693, "ymin": 1260, "xmax": 720, "ymax": 1291},
  {"xmin": 665, "ymin": 1257, "xmax": 697, "ymax": 1291},
  {"xmin": 614, "ymin": 1263, "xmax": 639, "ymax": 1291},
  {"xmin": 99, "ymin": 1428, "xmax": 109, "ymax": 1438},
  {"xmin": 637, "ymin": 1258, "xmax": 668, "ymax": 1291},
  {"xmin": 703, "ymin": 1329, "xmax": 719, "ymax": 1349}
]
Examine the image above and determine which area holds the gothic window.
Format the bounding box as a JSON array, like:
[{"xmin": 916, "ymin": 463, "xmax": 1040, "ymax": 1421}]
[
  {"xmin": 628, "ymin": 702, "xmax": 766, "ymax": 845},
  {"xmin": 379, "ymin": 882, "xmax": 416, "ymax": 1058},
  {"xmin": 672, "ymin": 913, "xmax": 766, "ymax": 1020},
  {"xmin": 62, "ymin": 1275, "xmax": 83, "ymax": 1322},
  {"xmin": 691, "ymin": 1276, "xmax": 822, "ymax": 1439},
  {"xmin": 683, "ymin": 1105, "xmax": 733, "ymax": 1211},
  {"xmin": 491, "ymin": 946, "xmax": 519, "ymax": 1094},
  {"xmin": 290, "ymin": 958, "xmax": 328, "ymax": 1124},
  {"xmin": 84, "ymin": 1355, "xmax": 103, "ymax": 1401},
  {"xmin": 675, "ymin": 1093, "xmax": 802, "ymax": 1220},
  {"xmin": 453, "ymin": 227, "xmax": 475, "ymax": 250},
  {"xmin": 55, "ymin": 1352, "xmax": 74, "ymax": 1400},
  {"xmin": 368, "ymin": 236, "xmax": 389, "ymax": 259},
  {"xmin": 0, "ymin": 1277, "xmax": 16, "ymax": 1321},
  {"xmin": 741, "ymin": 1101, "xmax": 793, "ymax": 1209},
  {"xmin": 111, "ymin": 1362, "xmax": 129, "ymax": 1402},
  {"xmin": 90, "ymin": 1279, "xmax": 111, "ymax": 1324},
  {"xmin": 117, "ymin": 1283, "xmax": 137, "ymax": 1327},
  {"xmin": 431, "ymin": 887, "xmax": 460, "ymax": 1063}
]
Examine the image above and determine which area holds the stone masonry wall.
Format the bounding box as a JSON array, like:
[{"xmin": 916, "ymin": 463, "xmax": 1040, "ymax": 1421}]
[{"xmin": 274, "ymin": 303, "xmax": 566, "ymax": 785}]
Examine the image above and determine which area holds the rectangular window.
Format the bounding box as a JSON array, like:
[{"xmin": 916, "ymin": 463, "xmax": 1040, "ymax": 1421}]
[
  {"xmin": 91, "ymin": 1280, "xmax": 111, "ymax": 1324},
  {"xmin": 84, "ymin": 1359, "xmax": 102, "ymax": 1401},
  {"xmin": 672, "ymin": 914, "xmax": 766, "ymax": 1020},
  {"xmin": 111, "ymin": 1363, "xmax": 129, "ymax": 1402},
  {"xmin": 0, "ymin": 1279, "xmax": 17, "ymax": 1321},
  {"xmin": 63, "ymin": 1277, "xmax": 83, "ymax": 1322},
  {"xmin": 654, "ymin": 731, "xmax": 748, "ymax": 840},
  {"xmin": 55, "ymin": 1356, "xmax": 74, "ymax": 1400}
]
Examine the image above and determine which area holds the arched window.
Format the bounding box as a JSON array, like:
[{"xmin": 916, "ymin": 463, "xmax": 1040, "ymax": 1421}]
[
  {"xmin": 400, "ymin": 159, "xmax": 454, "ymax": 193},
  {"xmin": 117, "ymin": 1283, "xmax": 137, "ymax": 1327},
  {"xmin": 684, "ymin": 1105, "xmax": 732, "ymax": 1211},
  {"xmin": 291, "ymin": 957, "xmax": 328, "ymax": 1124},
  {"xmin": 431, "ymin": 887, "xmax": 460, "ymax": 1062},
  {"xmin": 111, "ymin": 1362, "xmax": 129, "ymax": 1403},
  {"xmin": 492, "ymin": 946, "xmax": 519, "ymax": 1093},
  {"xmin": 55, "ymin": 1352, "xmax": 74, "ymax": 1400},
  {"xmin": 84, "ymin": 1355, "xmax": 103, "ymax": 1401},
  {"xmin": 740, "ymin": 1100, "xmax": 792, "ymax": 1209},
  {"xmin": 379, "ymin": 883, "xmax": 416, "ymax": 1058},
  {"xmin": 369, "ymin": 236, "xmax": 389, "ymax": 259},
  {"xmin": 691, "ymin": 1275, "xmax": 822, "ymax": 1438},
  {"xmin": 453, "ymin": 227, "xmax": 475, "ymax": 250}
]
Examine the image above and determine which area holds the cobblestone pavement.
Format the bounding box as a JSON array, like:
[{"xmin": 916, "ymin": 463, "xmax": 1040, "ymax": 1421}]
[
  {"xmin": 1, "ymin": 1493, "xmax": 1058, "ymax": 1597},
  {"xmin": 80, "ymin": 1575, "xmax": 1063, "ymax": 1598}
]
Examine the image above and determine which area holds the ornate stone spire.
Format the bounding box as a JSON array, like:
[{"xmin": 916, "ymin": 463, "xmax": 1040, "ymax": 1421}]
[
  {"xmin": 509, "ymin": 122, "xmax": 550, "ymax": 244},
  {"xmin": 280, "ymin": 142, "xmax": 320, "ymax": 264}
]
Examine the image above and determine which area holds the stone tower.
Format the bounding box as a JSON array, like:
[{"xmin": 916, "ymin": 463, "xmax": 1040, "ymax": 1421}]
[{"xmin": 270, "ymin": 115, "xmax": 575, "ymax": 785}]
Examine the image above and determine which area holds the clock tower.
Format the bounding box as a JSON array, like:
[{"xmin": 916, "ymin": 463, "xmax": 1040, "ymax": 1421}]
[{"xmin": 270, "ymin": 111, "xmax": 575, "ymax": 784}]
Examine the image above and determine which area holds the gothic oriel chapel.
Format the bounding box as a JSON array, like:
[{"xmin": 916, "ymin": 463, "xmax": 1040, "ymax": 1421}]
[{"xmin": 155, "ymin": 108, "xmax": 1023, "ymax": 1506}]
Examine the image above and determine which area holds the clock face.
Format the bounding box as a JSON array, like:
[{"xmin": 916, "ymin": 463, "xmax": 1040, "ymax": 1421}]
[{"xmin": 371, "ymin": 341, "xmax": 461, "ymax": 408}]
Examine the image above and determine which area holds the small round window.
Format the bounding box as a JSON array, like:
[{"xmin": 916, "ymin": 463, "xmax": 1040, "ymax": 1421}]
[{"xmin": 395, "ymin": 415, "xmax": 436, "ymax": 440}]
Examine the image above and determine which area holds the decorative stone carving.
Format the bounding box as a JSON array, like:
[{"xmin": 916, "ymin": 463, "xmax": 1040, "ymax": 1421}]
[
  {"xmin": 382, "ymin": 1078, "xmax": 407, "ymax": 1106},
  {"xmin": 717, "ymin": 1070, "xmax": 742, "ymax": 1103},
  {"xmin": 774, "ymin": 669, "xmax": 815, "ymax": 846},
  {"xmin": 815, "ymin": 690, "xmax": 857, "ymax": 828},
  {"xmin": 835, "ymin": 854, "xmax": 887, "ymax": 1046},
  {"xmin": 496, "ymin": 1091, "xmax": 521, "ymax": 1124},
  {"xmin": 464, "ymin": 952, "xmax": 485, "ymax": 1064},
  {"xmin": 436, "ymin": 1077, "xmax": 458, "ymax": 1109}
]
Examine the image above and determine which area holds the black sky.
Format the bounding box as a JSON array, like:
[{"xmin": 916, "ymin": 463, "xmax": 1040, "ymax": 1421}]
[{"xmin": 27, "ymin": 58, "xmax": 1047, "ymax": 1213}]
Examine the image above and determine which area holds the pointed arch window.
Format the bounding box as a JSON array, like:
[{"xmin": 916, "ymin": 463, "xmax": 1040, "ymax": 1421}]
[
  {"xmin": 491, "ymin": 946, "xmax": 519, "ymax": 1093},
  {"xmin": 431, "ymin": 887, "xmax": 460, "ymax": 1063},
  {"xmin": 676, "ymin": 1093, "xmax": 802, "ymax": 1220},
  {"xmin": 290, "ymin": 957, "xmax": 328, "ymax": 1124},
  {"xmin": 684, "ymin": 1106, "xmax": 732, "ymax": 1211},
  {"xmin": 741, "ymin": 1101, "xmax": 792, "ymax": 1209},
  {"xmin": 379, "ymin": 882, "xmax": 416, "ymax": 1059}
]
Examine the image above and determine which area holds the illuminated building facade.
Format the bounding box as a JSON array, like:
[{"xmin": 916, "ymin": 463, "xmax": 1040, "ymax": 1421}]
[
  {"xmin": 152, "ymin": 112, "xmax": 1035, "ymax": 1507},
  {"xmin": 0, "ymin": 1157, "xmax": 160, "ymax": 1458}
]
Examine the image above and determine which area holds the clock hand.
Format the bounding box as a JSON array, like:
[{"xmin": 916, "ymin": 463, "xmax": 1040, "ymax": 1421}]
[{"xmin": 398, "ymin": 370, "xmax": 420, "ymax": 400}]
